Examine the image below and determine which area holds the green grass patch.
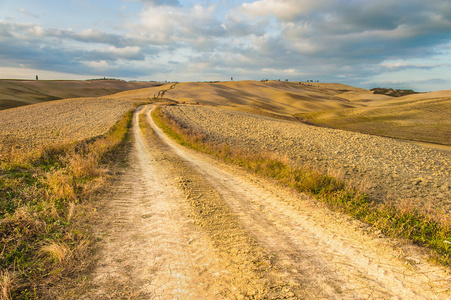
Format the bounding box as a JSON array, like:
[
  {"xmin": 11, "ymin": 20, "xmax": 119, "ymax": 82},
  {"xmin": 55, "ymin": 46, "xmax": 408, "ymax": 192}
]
[
  {"xmin": 0, "ymin": 109, "xmax": 134, "ymax": 299},
  {"xmin": 152, "ymin": 106, "xmax": 450, "ymax": 266}
]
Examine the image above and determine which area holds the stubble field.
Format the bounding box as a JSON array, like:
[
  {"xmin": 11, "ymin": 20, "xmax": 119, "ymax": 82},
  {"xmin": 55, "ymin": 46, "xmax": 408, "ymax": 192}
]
[
  {"xmin": 0, "ymin": 97, "xmax": 140, "ymax": 158},
  {"xmin": 162, "ymin": 105, "xmax": 451, "ymax": 219}
]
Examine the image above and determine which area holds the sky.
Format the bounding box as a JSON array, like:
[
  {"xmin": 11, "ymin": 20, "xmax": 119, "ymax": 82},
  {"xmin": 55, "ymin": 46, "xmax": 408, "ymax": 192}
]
[{"xmin": 1, "ymin": 0, "xmax": 451, "ymax": 92}]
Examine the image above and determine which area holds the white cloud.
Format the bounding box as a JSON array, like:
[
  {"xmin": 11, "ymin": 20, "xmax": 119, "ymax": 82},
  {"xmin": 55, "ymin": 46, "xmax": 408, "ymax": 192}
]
[
  {"xmin": 136, "ymin": 3, "xmax": 225, "ymax": 47},
  {"xmin": 97, "ymin": 46, "xmax": 142, "ymax": 59},
  {"xmin": 82, "ymin": 60, "xmax": 109, "ymax": 68},
  {"xmin": 79, "ymin": 29, "xmax": 107, "ymax": 40},
  {"xmin": 137, "ymin": 0, "xmax": 180, "ymax": 6},
  {"xmin": 138, "ymin": 6, "xmax": 173, "ymax": 42},
  {"xmin": 27, "ymin": 25, "xmax": 45, "ymax": 37},
  {"xmin": 380, "ymin": 61, "xmax": 439, "ymax": 70},
  {"xmin": 261, "ymin": 67, "xmax": 296, "ymax": 73},
  {"xmin": 241, "ymin": 0, "xmax": 328, "ymax": 21}
]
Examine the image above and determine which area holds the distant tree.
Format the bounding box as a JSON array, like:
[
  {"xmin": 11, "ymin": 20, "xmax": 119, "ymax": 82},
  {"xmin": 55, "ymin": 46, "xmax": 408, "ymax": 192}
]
[
  {"xmin": 36, "ymin": 75, "xmax": 38, "ymax": 80},
  {"xmin": 370, "ymin": 87, "xmax": 417, "ymax": 97}
]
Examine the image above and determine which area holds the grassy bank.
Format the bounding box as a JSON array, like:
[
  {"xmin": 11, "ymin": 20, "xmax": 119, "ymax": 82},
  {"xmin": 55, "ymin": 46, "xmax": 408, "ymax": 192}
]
[
  {"xmin": 0, "ymin": 109, "xmax": 134, "ymax": 299},
  {"xmin": 152, "ymin": 105, "xmax": 450, "ymax": 266}
]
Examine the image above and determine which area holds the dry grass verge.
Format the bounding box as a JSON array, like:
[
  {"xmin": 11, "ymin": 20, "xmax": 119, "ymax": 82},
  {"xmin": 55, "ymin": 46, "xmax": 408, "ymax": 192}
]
[
  {"xmin": 0, "ymin": 109, "xmax": 134, "ymax": 299},
  {"xmin": 152, "ymin": 106, "xmax": 451, "ymax": 266}
]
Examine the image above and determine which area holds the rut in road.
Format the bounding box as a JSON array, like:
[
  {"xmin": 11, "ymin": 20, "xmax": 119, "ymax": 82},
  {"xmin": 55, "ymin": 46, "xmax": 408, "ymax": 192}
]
[{"xmin": 80, "ymin": 105, "xmax": 450, "ymax": 299}]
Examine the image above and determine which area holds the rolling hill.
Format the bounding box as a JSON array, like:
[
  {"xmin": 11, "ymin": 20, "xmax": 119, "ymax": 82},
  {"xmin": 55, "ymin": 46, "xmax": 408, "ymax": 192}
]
[
  {"xmin": 110, "ymin": 80, "xmax": 450, "ymax": 146},
  {"xmin": 3, "ymin": 79, "xmax": 449, "ymax": 146},
  {"xmin": 0, "ymin": 79, "xmax": 164, "ymax": 110}
]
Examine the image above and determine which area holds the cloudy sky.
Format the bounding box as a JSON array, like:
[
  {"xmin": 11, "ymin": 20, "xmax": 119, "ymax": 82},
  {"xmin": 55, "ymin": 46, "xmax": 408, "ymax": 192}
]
[{"xmin": 1, "ymin": 0, "xmax": 451, "ymax": 91}]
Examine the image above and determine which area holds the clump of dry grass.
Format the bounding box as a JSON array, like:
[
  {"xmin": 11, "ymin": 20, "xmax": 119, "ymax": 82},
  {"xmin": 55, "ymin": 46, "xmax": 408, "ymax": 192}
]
[
  {"xmin": 41, "ymin": 241, "xmax": 70, "ymax": 263},
  {"xmin": 0, "ymin": 270, "xmax": 13, "ymax": 300},
  {"xmin": 67, "ymin": 153, "xmax": 101, "ymax": 178},
  {"xmin": 45, "ymin": 169, "xmax": 76, "ymax": 201},
  {"xmin": 152, "ymin": 105, "xmax": 451, "ymax": 266},
  {"xmin": 0, "ymin": 109, "xmax": 134, "ymax": 299}
]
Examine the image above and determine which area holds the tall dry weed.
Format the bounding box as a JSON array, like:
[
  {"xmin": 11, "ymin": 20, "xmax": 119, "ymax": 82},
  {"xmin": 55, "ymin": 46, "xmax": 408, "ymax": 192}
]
[
  {"xmin": 67, "ymin": 202, "xmax": 76, "ymax": 221},
  {"xmin": 12, "ymin": 207, "xmax": 42, "ymax": 230},
  {"xmin": 35, "ymin": 142, "xmax": 70, "ymax": 164},
  {"xmin": 0, "ymin": 135, "xmax": 30, "ymax": 168},
  {"xmin": 0, "ymin": 270, "xmax": 13, "ymax": 300}
]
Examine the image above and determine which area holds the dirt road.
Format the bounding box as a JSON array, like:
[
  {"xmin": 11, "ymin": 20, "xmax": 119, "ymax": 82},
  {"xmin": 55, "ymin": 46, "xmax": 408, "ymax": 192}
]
[
  {"xmin": 79, "ymin": 105, "xmax": 450, "ymax": 299},
  {"xmin": 163, "ymin": 105, "xmax": 451, "ymax": 218}
]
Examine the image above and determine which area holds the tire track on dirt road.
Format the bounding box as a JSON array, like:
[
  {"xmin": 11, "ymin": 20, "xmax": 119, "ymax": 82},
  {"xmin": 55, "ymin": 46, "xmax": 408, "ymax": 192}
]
[
  {"xmin": 145, "ymin": 105, "xmax": 451, "ymax": 299},
  {"xmin": 79, "ymin": 105, "xmax": 294, "ymax": 299},
  {"xmin": 78, "ymin": 106, "xmax": 229, "ymax": 299},
  {"xmin": 79, "ymin": 105, "xmax": 450, "ymax": 299}
]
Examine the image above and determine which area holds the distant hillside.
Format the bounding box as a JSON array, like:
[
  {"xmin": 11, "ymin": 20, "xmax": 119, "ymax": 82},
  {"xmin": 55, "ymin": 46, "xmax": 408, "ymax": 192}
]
[
  {"xmin": 110, "ymin": 80, "xmax": 450, "ymax": 146},
  {"xmin": 4, "ymin": 78, "xmax": 448, "ymax": 146},
  {"xmin": 0, "ymin": 79, "xmax": 164, "ymax": 110},
  {"xmin": 117, "ymin": 80, "xmax": 365, "ymax": 117},
  {"xmin": 296, "ymin": 91, "xmax": 451, "ymax": 146}
]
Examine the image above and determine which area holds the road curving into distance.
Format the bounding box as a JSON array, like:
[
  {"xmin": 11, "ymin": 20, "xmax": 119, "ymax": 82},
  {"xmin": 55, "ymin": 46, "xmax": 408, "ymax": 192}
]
[{"xmin": 79, "ymin": 104, "xmax": 450, "ymax": 299}]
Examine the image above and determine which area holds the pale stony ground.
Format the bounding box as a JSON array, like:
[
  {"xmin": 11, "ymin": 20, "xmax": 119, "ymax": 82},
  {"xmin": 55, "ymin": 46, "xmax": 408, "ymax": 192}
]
[
  {"xmin": 0, "ymin": 97, "xmax": 139, "ymax": 157},
  {"xmin": 163, "ymin": 105, "xmax": 451, "ymax": 218}
]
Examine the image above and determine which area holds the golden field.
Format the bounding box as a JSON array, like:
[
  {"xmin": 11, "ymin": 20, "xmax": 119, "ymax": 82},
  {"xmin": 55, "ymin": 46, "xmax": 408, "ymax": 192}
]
[
  {"xmin": 2, "ymin": 79, "xmax": 449, "ymax": 153},
  {"xmin": 0, "ymin": 96, "xmax": 141, "ymax": 158},
  {"xmin": 0, "ymin": 79, "xmax": 162, "ymax": 110},
  {"xmin": 111, "ymin": 80, "xmax": 451, "ymax": 146}
]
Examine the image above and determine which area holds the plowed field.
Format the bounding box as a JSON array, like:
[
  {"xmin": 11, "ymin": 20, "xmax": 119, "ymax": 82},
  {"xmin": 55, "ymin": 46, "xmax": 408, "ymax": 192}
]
[
  {"xmin": 0, "ymin": 97, "xmax": 139, "ymax": 157},
  {"xmin": 162, "ymin": 105, "xmax": 451, "ymax": 218}
]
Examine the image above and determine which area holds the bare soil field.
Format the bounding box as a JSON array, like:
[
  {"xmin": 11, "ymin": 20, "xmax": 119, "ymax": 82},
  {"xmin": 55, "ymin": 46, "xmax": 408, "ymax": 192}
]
[
  {"xmin": 0, "ymin": 97, "xmax": 140, "ymax": 158},
  {"xmin": 110, "ymin": 80, "xmax": 450, "ymax": 145},
  {"xmin": 0, "ymin": 79, "xmax": 162, "ymax": 110},
  {"xmin": 5, "ymin": 79, "xmax": 447, "ymax": 146},
  {"xmin": 73, "ymin": 105, "xmax": 451, "ymax": 299},
  {"xmin": 162, "ymin": 105, "xmax": 451, "ymax": 219},
  {"xmin": 297, "ymin": 97, "xmax": 451, "ymax": 145},
  {"xmin": 160, "ymin": 81, "xmax": 362, "ymax": 116}
]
